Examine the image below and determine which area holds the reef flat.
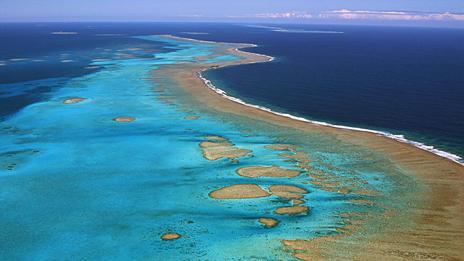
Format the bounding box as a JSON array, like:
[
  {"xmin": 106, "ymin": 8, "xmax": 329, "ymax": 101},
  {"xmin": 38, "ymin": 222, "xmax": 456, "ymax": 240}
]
[
  {"xmin": 209, "ymin": 184, "xmax": 270, "ymax": 199},
  {"xmin": 199, "ymin": 135, "xmax": 251, "ymax": 161},
  {"xmin": 236, "ymin": 166, "xmax": 301, "ymax": 178}
]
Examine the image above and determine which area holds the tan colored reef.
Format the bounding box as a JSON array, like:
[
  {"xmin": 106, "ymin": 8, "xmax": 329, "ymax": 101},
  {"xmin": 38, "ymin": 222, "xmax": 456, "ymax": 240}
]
[
  {"xmin": 258, "ymin": 217, "xmax": 279, "ymax": 228},
  {"xmin": 275, "ymin": 206, "xmax": 309, "ymax": 215},
  {"xmin": 113, "ymin": 116, "xmax": 136, "ymax": 122},
  {"xmin": 265, "ymin": 144, "xmax": 297, "ymax": 152},
  {"xmin": 209, "ymin": 184, "xmax": 270, "ymax": 199},
  {"xmin": 199, "ymin": 135, "xmax": 251, "ymax": 160},
  {"xmin": 184, "ymin": 115, "xmax": 199, "ymax": 120},
  {"xmin": 236, "ymin": 166, "xmax": 300, "ymax": 178},
  {"xmin": 63, "ymin": 97, "xmax": 85, "ymax": 104},
  {"xmin": 269, "ymin": 185, "xmax": 308, "ymax": 199},
  {"xmin": 204, "ymin": 135, "xmax": 227, "ymax": 142},
  {"xmin": 161, "ymin": 233, "xmax": 181, "ymax": 241}
]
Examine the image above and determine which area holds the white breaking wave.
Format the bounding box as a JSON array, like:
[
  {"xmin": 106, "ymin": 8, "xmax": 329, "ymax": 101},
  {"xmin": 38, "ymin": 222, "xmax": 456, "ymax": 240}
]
[
  {"xmin": 9, "ymin": 58, "xmax": 29, "ymax": 62},
  {"xmin": 197, "ymin": 51, "xmax": 463, "ymax": 166}
]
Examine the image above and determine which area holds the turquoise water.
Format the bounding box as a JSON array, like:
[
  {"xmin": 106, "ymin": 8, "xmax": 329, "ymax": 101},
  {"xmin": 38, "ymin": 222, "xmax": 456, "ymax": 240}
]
[{"xmin": 1, "ymin": 35, "xmax": 412, "ymax": 260}]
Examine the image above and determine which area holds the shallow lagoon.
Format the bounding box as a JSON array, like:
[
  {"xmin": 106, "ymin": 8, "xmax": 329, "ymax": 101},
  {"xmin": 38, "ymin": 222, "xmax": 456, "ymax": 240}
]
[{"xmin": 0, "ymin": 35, "xmax": 411, "ymax": 260}]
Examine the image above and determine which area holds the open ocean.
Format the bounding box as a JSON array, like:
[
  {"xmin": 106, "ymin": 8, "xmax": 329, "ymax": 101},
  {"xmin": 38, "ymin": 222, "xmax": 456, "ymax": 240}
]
[
  {"xmin": 0, "ymin": 22, "xmax": 462, "ymax": 259},
  {"xmin": 2, "ymin": 23, "xmax": 464, "ymax": 160},
  {"xmin": 200, "ymin": 24, "xmax": 464, "ymax": 160}
]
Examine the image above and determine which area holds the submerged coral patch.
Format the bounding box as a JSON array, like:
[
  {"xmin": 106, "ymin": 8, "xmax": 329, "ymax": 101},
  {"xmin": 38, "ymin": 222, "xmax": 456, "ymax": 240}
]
[
  {"xmin": 161, "ymin": 233, "xmax": 181, "ymax": 241},
  {"xmin": 63, "ymin": 97, "xmax": 86, "ymax": 104},
  {"xmin": 113, "ymin": 116, "xmax": 136, "ymax": 122},
  {"xmin": 265, "ymin": 144, "xmax": 297, "ymax": 152},
  {"xmin": 259, "ymin": 217, "xmax": 279, "ymax": 228}
]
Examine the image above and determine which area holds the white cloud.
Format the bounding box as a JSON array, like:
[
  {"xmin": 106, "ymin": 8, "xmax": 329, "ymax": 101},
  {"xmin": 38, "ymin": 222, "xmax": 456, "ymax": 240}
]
[
  {"xmin": 253, "ymin": 10, "xmax": 464, "ymax": 22},
  {"xmin": 255, "ymin": 11, "xmax": 312, "ymax": 19},
  {"xmin": 322, "ymin": 9, "xmax": 464, "ymax": 21}
]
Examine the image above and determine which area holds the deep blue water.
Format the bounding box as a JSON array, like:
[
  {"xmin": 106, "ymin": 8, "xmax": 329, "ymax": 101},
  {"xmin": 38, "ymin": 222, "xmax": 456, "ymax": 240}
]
[{"xmin": 199, "ymin": 24, "xmax": 464, "ymax": 159}]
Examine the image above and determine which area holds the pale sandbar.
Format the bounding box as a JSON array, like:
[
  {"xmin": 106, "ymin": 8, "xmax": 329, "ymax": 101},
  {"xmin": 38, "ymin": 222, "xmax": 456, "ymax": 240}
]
[
  {"xmin": 113, "ymin": 116, "xmax": 136, "ymax": 122},
  {"xmin": 236, "ymin": 166, "xmax": 300, "ymax": 178},
  {"xmin": 275, "ymin": 206, "xmax": 310, "ymax": 215},
  {"xmin": 161, "ymin": 233, "xmax": 181, "ymax": 241},
  {"xmin": 199, "ymin": 136, "xmax": 251, "ymax": 161},
  {"xmin": 269, "ymin": 185, "xmax": 308, "ymax": 199},
  {"xmin": 63, "ymin": 97, "xmax": 85, "ymax": 104},
  {"xmin": 259, "ymin": 217, "xmax": 279, "ymax": 228},
  {"xmin": 209, "ymin": 184, "xmax": 270, "ymax": 199}
]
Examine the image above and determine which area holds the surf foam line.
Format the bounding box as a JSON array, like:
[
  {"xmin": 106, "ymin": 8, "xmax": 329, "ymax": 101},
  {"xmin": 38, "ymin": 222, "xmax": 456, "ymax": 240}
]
[{"xmin": 198, "ymin": 68, "xmax": 464, "ymax": 166}]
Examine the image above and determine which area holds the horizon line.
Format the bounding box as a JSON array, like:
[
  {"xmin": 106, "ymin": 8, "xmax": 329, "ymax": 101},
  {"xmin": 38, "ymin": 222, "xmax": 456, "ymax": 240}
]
[{"xmin": 1, "ymin": 20, "xmax": 463, "ymax": 29}]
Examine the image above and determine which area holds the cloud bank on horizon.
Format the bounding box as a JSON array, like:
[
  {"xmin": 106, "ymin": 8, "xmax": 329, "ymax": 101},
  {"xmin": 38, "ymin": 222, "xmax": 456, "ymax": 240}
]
[{"xmin": 254, "ymin": 10, "xmax": 464, "ymax": 22}]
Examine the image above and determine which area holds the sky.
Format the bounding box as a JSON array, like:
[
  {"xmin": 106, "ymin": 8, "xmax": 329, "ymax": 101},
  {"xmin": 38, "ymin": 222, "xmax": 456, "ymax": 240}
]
[{"xmin": 1, "ymin": 0, "xmax": 464, "ymax": 26}]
